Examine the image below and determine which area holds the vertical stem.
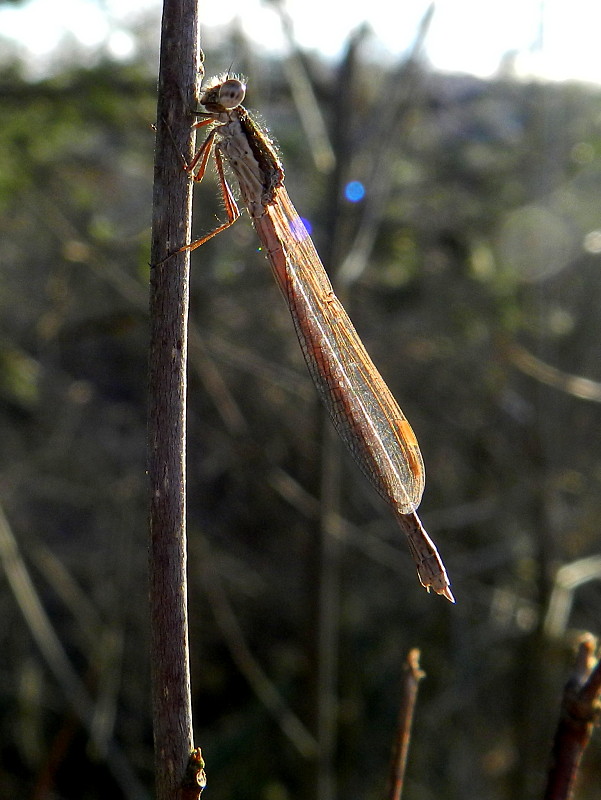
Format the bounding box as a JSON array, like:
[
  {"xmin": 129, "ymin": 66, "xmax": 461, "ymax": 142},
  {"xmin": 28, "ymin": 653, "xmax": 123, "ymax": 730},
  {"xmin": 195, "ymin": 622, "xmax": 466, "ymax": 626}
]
[
  {"xmin": 312, "ymin": 32, "xmax": 362, "ymax": 800},
  {"xmin": 316, "ymin": 423, "xmax": 343, "ymax": 800},
  {"xmin": 148, "ymin": 1, "xmax": 201, "ymax": 797},
  {"xmin": 386, "ymin": 650, "xmax": 425, "ymax": 800},
  {"xmin": 543, "ymin": 636, "xmax": 601, "ymax": 800}
]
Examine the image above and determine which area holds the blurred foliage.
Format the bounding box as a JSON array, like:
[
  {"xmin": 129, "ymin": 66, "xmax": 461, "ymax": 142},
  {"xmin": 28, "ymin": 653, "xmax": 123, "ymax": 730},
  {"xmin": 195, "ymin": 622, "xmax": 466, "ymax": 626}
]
[{"xmin": 1, "ymin": 22, "xmax": 601, "ymax": 800}]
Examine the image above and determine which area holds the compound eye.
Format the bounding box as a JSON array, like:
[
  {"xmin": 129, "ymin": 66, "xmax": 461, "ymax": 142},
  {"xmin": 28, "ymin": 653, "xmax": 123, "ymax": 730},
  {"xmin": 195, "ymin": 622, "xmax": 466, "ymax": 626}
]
[{"xmin": 219, "ymin": 79, "xmax": 246, "ymax": 109}]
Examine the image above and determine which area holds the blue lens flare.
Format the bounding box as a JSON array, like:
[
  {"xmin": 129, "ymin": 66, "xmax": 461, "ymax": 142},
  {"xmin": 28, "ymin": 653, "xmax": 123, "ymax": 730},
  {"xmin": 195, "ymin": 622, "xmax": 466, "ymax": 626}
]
[{"xmin": 344, "ymin": 180, "xmax": 365, "ymax": 203}]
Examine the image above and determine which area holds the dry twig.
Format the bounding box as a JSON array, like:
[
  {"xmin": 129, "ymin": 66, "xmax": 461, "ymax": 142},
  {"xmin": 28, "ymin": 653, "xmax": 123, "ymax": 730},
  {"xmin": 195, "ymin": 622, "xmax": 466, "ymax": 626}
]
[
  {"xmin": 148, "ymin": 0, "xmax": 202, "ymax": 796},
  {"xmin": 386, "ymin": 649, "xmax": 426, "ymax": 800},
  {"xmin": 543, "ymin": 635, "xmax": 601, "ymax": 800}
]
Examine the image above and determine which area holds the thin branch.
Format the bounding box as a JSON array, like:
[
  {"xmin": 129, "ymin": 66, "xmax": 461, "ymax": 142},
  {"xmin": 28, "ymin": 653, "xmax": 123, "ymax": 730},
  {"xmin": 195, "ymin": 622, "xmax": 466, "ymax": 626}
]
[
  {"xmin": 316, "ymin": 424, "xmax": 344, "ymax": 800},
  {"xmin": 506, "ymin": 341, "xmax": 601, "ymax": 402},
  {"xmin": 543, "ymin": 635, "xmax": 601, "ymax": 800},
  {"xmin": 29, "ymin": 538, "xmax": 126, "ymax": 757},
  {"xmin": 544, "ymin": 556, "xmax": 601, "ymax": 638},
  {"xmin": 386, "ymin": 649, "xmax": 426, "ymax": 800},
  {"xmin": 148, "ymin": 0, "xmax": 202, "ymax": 797},
  {"xmin": 0, "ymin": 503, "xmax": 147, "ymax": 800},
  {"xmin": 337, "ymin": 3, "xmax": 435, "ymax": 287},
  {"xmin": 195, "ymin": 534, "xmax": 318, "ymax": 758},
  {"xmin": 269, "ymin": 0, "xmax": 336, "ymax": 173},
  {"xmin": 310, "ymin": 29, "xmax": 368, "ymax": 800}
]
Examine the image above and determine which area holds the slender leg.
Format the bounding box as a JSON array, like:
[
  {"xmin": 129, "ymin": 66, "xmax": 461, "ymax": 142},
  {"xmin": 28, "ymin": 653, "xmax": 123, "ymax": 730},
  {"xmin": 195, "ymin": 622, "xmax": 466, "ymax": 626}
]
[
  {"xmin": 160, "ymin": 115, "xmax": 213, "ymax": 172},
  {"xmin": 185, "ymin": 125, "xmax": 218, "ymax": 180},
  {"xmin": 177, "ymin": 147, "xmax": 241, "ymax": 254},
  {"xmin": 155, "ymin": 126, "xmax": 241, "ymax": 265},
  {"xmin": 186, "ymin": 119, "xmax": 217, "ymax": 176}
]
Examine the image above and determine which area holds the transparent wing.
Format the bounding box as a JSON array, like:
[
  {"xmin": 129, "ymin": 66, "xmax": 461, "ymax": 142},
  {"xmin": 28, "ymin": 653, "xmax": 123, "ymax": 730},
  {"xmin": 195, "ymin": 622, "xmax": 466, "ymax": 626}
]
[{"xmin": 254, "ymin": 187, "xmax": 424, "ymax": 515}]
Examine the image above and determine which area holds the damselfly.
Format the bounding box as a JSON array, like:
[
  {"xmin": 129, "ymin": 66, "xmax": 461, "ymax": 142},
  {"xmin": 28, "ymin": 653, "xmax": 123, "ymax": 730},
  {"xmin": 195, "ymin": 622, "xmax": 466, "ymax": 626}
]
[{"xmin": 170, "ymin": 74, "xmax": 453, "ymax": 602}]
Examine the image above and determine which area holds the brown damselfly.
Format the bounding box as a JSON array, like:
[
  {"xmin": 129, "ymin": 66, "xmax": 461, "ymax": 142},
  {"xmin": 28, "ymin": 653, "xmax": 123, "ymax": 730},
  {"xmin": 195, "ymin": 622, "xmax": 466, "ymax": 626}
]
[{"xmin": 167, "ymin": 75, "xmax": 453, "ymax": 602}]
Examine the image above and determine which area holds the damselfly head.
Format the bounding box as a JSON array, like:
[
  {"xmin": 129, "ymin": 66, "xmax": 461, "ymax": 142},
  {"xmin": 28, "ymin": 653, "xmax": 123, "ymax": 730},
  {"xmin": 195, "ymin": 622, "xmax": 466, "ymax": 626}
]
[{"xmin": 200, "ymin": 76, "xmax": 246, "ymax": 112}]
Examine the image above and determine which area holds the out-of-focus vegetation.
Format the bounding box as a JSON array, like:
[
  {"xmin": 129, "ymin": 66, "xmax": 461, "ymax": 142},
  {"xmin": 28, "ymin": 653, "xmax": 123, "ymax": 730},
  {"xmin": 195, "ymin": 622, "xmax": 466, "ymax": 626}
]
[{"xmin": 1, "ymin": 19, "xmax": 601, "ymax": 800}]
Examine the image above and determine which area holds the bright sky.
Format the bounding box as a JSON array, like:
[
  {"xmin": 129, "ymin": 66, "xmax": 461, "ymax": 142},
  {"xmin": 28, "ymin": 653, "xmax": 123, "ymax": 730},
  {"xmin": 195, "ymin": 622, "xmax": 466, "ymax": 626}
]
[{"xmin": 1, "ymin": 0, "xmax": 601, "ymax": 84}]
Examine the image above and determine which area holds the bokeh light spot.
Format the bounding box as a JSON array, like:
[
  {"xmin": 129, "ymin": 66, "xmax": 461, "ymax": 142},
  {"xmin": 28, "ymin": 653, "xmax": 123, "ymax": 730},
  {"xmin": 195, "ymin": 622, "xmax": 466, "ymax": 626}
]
[{"xmin": 344, "ymin": 180, "xmax": 365, "ymax": 203}]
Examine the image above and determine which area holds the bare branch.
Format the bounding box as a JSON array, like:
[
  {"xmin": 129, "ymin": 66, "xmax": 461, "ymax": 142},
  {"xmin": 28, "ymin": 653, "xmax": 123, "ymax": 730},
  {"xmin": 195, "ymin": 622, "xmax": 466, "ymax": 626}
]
[
  {"xmin": 195, "ymin": 534, "xmax": 318, "ymax": 758},
  {"xmin": 543, "ymin": 635, "xmax": 601, "ymax": 800},
  {"xmin": 506, "ymin": 341, "xmax": 601, "ymax": 403},
  {"xmin": 148, "ymin": 0, "xmax": 202, "ymax": 797},
  {"xmin": 386, "ymin": 649, "xmax": 426, "ymax": 800},
  {"xmin": 0, "ymin": 503, "xmax": 147, "ymax": 800}
]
